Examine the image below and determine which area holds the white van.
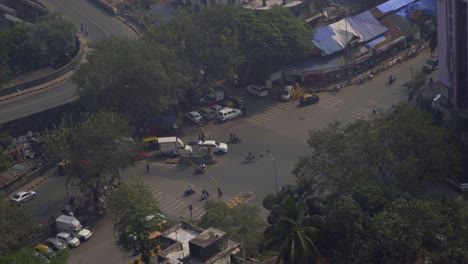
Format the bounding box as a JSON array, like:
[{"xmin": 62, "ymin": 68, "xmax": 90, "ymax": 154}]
[
  {"xmin": 217, "ymin": 107, "xmax": 242, "ymax": 122},
  {"xmin": 281, "ymin": 85, "xmax": 295, "ymax": 102}
]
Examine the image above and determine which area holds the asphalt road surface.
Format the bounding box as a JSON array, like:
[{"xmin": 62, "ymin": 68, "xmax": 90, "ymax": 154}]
[
  {"xmin": 28, "ymin": 50, "xmax": 440, "ymax": 264},
  {"xmin": 0, "ymin": 0, "xmax": 137, "ymax": 124}
]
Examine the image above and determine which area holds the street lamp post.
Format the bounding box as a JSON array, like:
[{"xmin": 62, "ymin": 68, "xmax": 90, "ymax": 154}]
[
  {"xmin": 261, "ymin": 150, "xmax": 278, "ymax": 194},
  {"xmin": 173, "ymin": 123, "xmax": 179, "ymax": 152}
]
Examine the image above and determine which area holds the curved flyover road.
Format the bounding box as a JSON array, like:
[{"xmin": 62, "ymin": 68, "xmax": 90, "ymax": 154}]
[{"xmin": 0, "ymin": 0, "xmax": 137, "ymax": 123}]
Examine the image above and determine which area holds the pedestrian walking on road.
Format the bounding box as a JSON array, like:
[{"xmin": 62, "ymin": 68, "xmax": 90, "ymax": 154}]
[
  {"xmin": 80, "ymin": 23, "xmax": 84, "ymax": 33},
  {"xmin": 146, "ymin": 161, "xmax": 150, "ymax": 174},
  {"xmin": 372, "ymin": 106, "xmax": 377, "ymax": 116}
]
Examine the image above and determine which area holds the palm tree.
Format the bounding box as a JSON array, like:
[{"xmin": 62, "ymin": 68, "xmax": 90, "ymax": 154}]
[{"xmin": 264, "ymin": 196, "xmax": 325, "ymax": 264}]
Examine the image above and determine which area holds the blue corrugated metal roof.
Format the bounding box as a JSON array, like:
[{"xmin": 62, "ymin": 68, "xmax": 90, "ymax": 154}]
[
  {"xmin": 313, "ymin": 26, "xmax": 343, "ymax": 55},
  {"xmin": 347, "ymin": 11, "xmax": 388, "ymax": 42},
  {"xmin": 396, "ymin": 0, "xmax": 437, "ymax": 17},
  {"xmin": 376, "ymin": 0, "xmax": 416, "ymax": 13}
]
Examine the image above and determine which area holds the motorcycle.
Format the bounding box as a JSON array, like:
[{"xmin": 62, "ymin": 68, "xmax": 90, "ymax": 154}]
[
  {"xmin": 229, "ymin": 136, "xmax": 242, "ymax": 144},
  {"xmin": 245, "ymin": 154, "xmax": 256, "ymax": 162},
  {"xmin": 193, "ymin": 167, "xmax": 205, "ymax": 175},
  {"xmin": 184, "ymin": 189, "xmax": 195, "ymax": 196},
  {"xmin": 357, "ymin": 75, "xmax": 365, "ymax": 84},
  {"xmin": 331, "ymin": 84, "xmax": 341, "ymax": 94}
]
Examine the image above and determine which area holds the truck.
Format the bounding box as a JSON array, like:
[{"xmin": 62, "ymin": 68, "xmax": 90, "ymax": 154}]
[
  {"xmin": 157, "ymin": 137, "xmax": 193, "ymax": 156},
  {"xmin": 56, "ymin": 215, "xmax": 93, "ymax": 241}
]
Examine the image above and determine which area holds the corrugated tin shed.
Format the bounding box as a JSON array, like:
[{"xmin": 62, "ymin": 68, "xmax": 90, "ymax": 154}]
[
  {"xmin": 312, "ymin": 26, "xmax": 344, "ymax": 55},
  {"xmin": 395, "ymin": 0, "xmax": 437, "ymax": 18},
  {"xmin": 347, "ymin": 11, "xmax": 388, "ymax": 42},
  {"xmin": 313, "ymin": 12, "xmax": 387, "ymax": 56},
  {"xmin": 380, "ymin": 13, "xmax": 419, "ymax": 37}
]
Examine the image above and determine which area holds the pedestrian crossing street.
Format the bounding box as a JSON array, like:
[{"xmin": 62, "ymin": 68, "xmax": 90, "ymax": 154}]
[{"xmin": 152, "ymin": 189, "xmax": 206, "ymax": 221}]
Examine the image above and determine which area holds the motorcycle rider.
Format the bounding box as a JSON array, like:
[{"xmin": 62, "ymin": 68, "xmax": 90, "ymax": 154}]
[
  {"xmin": 200, "ymin": 163, "xmax": 206, "ymax": 171},
  {"xmin": 247, "ymin": 152, "xmax": 254, "ymax": 160},
  {"xmin": 186, "ymin": 185, "xmax": 193, "ymax": 193}
]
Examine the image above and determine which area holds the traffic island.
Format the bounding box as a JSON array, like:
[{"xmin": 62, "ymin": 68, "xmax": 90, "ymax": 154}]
[{"xmin": 226, "ymin": 192, "xmax": 255, "ymax": 208}]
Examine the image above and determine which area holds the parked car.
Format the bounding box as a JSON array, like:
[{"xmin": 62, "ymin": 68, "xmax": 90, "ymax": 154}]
[
  {"xmin": 199, "ymin": 107, "xmax": 217, "ymax": 121},
  {"xmin": 281, "ymin": 85, "xmax": 296, "ymax": 102},
  {"xmin": 44, "ymin": 238, "xmax": 68, "ymax": 251},
  {"xmin": 185, "ymin": 111, "xmax": 202, "ymax": 124},
  {"xmin": 10, "ymin": 190, "xmax": 36, "ymax": 204},
  {"xmin": 209, "ymin": 104, "xmax": 224, "ymax": 112},
  {"xmin": 56, "ymin": 232, "xmax": 80, "ymax": 248},
  {"xmin": 35, "ymin": 244, "xmax": 57, "ymax": 258},
  {"xmin": 457, "ymin": 183, "xmax": 468, "ymax": 193},
  {"xmin": 246, "ymin": 85, "xmax": 268, "ymax": 97},
  {"xmin": 32, "ymin": 251, "xmax": 51, "ymax": 263},
  {"xmin": 423, "ymin": 56, "xmax": 439, "ymax": 73},
  {"xmin": 199, "ymin": 140, "xmax": 229, "ymax": 154},
  {"xmin": 299, "ymin": 93, "xmax": 320, "ymax": 106},
  {"xmin": 216, "ymin": 107, "xmax": 242, "ymax": 122},
  {"xmin": 228, "ymin": 96, "xmax": 245, "ymax": 110}
]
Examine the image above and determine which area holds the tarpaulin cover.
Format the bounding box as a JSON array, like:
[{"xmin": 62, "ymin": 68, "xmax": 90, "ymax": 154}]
[
  {"xmin": 347, "ymin": 11, "xmax": 388, "ymax": 42},
  {"xmin": 313, "ymin": 26, "xmax": 344, "ymax": 55},
  {"xmin": 313, "ymin": 11, "xmax": 387, "ymax": 55},
  {"xmin": 376, "ymin": 0, "xmax": 415, "ymax": 13},
  {"xmin": 396, "ymin": 0, "xmax": 437, "ymax": 18}
]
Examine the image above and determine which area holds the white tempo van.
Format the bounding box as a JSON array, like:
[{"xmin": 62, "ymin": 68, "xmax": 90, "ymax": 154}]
[
  {"xmin": 217, "ymin": 107, "xmax": 242, "ymax": 122},
  {"xmin": 281, "ymin": 85, "xmax": 295, "ymax": 102}
]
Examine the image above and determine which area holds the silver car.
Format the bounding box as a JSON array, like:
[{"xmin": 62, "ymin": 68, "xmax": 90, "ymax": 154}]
[{"xmin": 10, "ymin": 190, "xmax": 36, "ymax": 204}]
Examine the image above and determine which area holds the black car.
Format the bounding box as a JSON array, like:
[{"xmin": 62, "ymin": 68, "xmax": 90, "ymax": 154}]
[{"xmin": 44, "ymin": 238, "xmax": 68, "ymax": 251}]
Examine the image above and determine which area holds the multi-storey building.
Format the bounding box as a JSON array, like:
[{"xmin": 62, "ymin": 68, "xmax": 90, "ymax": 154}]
[{"xmin": 437, "ymin": 0, "xmax": 468, "ymax": 110}]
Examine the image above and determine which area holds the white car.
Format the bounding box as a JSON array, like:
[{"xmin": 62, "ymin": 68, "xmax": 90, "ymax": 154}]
[
  {"xmin": 10, "ymin": 190, "xmax": 36, "ymax": 204},
  {"xmin": 246, "ymin": 85, "xmax": 268, "ymax": 97},
  {"xmin": 56, "ymin": 232, "xmax": 80, "ymax": 248},
  {"xmin": 216, "ymin": 107, "xmax": 242, "ymax": 122},
  {"xmin": 199, "ymin": 140, "xmax": 229, "ymax": 154},
  {"xmin": 185, "ymin": 111, "xmax": 202, "ymax": 124},
  {"xmin": 281, "ymin": 85, "xmax": 295, "ymax": 101}
]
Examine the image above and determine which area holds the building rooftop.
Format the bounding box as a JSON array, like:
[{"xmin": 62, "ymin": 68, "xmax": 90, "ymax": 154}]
[
  {"xmin": 243, "ymin": 0, "xmax": 302, "ymax": 10},
  {"xmin": 165, "ymin": 227, "xmax": 200, "ymax": 263},
  {"xmin": 189, "ymin": 227, "xmax": 226, "ymax": 248}
]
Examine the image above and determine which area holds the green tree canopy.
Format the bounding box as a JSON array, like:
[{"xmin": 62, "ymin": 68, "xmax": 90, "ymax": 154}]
[
  {"xmin": 109, "ymin": 178, "xmax": 164, "ymax": 258},
  {"xmin": 293, "ymin": 104, "xmax": 462, "ymax": 196},
  {"xmin": 45, "ymin": 111, "xmax": 137, "ymax": 207},
  {"xmin": 74, "ymin": 36, "xmax": 191, "ymax": 124},
  {"xmin": 198, "ymin": 200, "xmax": 266, "ymax": 258},
  {"xmin": 0, "ymin": 204, "xmax": 37, "ymax": 255},
  {"xmin": 264, "ymin": 196, "xmax": 325, "ymax": 264}
]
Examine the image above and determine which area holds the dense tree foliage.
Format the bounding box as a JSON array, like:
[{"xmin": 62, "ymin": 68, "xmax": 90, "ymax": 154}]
[
  {"xmin": 0, "ymin": 13, "xmax": 76, "ymax": 85},
  {"xmin": 0, "ymin": 247, "xmax": 69, "ymax": 264},
  {"xmin": 0, "ymin": 204, "xmax": 37, "ymax": 255},
  {"xmin": 0, "ymin": 132, "xmax": 13, "ymax": 171},
  {"xmin": 264, "ymin": 196, "xmax": 324, "ymax": 264},
  {"xmin": 45, "ymin": 111, "xmax": 137, "ymax": 207},
  {"xmin": 109, "ymin": 178, "xmax": 164, "ymax": 260},
  {"xmin": 74, "ymin": 6, "xmax": 312, "ymax": 121},
  {"xmin": 293, "ymin": 104, "xmax": 461, "ymax": 195},
  {"xmin": 198, "ymin": 201, "xmax": 266, "ymax": 258},
  {"xmin": 74, "ymin": 36, "xmax": 191, "ymax": 124},
  {"xmin": 261, "ymin": 104, "xmax": 468, "ymax": 263}
]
